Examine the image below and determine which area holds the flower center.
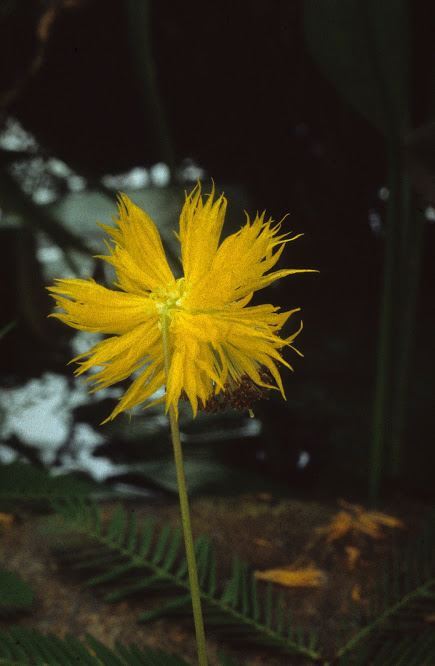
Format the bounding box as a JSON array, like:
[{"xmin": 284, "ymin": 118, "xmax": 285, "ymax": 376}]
[{"xmin": 153, "ymin": 277, "xmax": 186, "ymax": 315}]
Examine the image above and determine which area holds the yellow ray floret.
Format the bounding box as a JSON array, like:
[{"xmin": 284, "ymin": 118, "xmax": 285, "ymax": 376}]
[
  {"xmin": 48, "ymin": 183, "xmax": 316, "ymax": 422},
  {"xmin": 97, "ymin": 193, "xmax": 176, "ymax": 295}
]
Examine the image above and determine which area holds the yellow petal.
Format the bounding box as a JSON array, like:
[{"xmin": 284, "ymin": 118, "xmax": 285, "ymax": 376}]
[
  {"xmin": 351, "ymin": 584, "xmax": 362, "ymax": 602},
  {"xmin": 165, "ymin": 305, "xmax": 297, "ymax": 415},
  {"xmin": 98, "ymin": 193, "xmax": 176, "ymax": 295},
  {"xmin": 320, "ymin": 511, "xmax": 353, "ymax": 543},
  {"xmin": 179, "ymin": 183, "xmax": 227, "ymax": 288},
  {"xmin": 255, "ymin": 566, "xmax": 325, "ymax": 588},
  {"xmin": 184, "ymin": 210, "xmax": 316, "ymax": 309},
  {"xmin": 353, "ymin": 514, "xmax": 383, "ymax": 539},
  {"xmin": 164, "ymin": 346, "xmax": 184, "ymax": 419},
  {"xmin": 103, "ymin": 363, "xmax": 165, "ymax": 423},
  {"xmin": 164, "ymin": 313, "xmax": 224, "ymax": 417},
  {"xmin": 345, "ymin": 546, "xmax": 361, "ymax": 571},
  {"xmin": 48, "ymin": 278, "xmax": 155, "ymax": 334},
  {"xmin": 0, "ymin": 512, "xmax": 14, "ymax": 528},
  {"xmin": 365, "ymin": 511, "xmax": 404, "ymax": 529},
  {"xmin": 74, "ymin": 319, "xmax": 161, "ymax": 390}
]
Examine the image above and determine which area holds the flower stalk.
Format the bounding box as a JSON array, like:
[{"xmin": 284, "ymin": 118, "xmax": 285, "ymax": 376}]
[{"xmin": 161, "ymin": 309, "xmax": 208, "ymax": 666}]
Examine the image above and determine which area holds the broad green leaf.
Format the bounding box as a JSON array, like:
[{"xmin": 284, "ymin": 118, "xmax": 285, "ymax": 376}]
[
  {"xmin": 0, "ymin": 462, "xmax": 97, "ymax": 502},
  {"xmin": 303, "ymin": 0, "xmax": 410, "ymax": 135},
  {"xmin": 0, "ymin": 569, "xmax": 34, "ymax": 612},
  {"xmin": 0, "ymin": 321, "xmax": 15, "ymax": 341}
]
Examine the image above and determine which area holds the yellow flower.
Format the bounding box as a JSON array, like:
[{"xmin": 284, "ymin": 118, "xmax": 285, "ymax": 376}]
[{"xmin": 48, "ymin": 184, "xmax": 314, "ymax": 423}]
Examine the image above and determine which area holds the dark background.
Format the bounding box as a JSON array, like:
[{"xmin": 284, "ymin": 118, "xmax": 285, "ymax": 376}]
[{"xmin": 1, "ymin": 0, "xmax": 434, "ymax": 500}]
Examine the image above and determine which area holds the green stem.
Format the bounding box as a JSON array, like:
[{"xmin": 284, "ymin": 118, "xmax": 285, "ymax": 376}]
[
  {"xmin": 389, "ymin": 199, "xmax": 424, "ymax": 478},
  {"xmin": 369, "ymin": 143, "xmax": 400, "ymax": 503},
  {"xmin": 161, "ymin": 310, "xmax": 208, "ymax": 666},
  {"xmin": 361, "ymin": 1, "xmax": 410, "ymax": 500},
  {"xmin": 386, "ymin": 169, "xmax": 409, "ymax": 478},
  {"xmin": 125, "ymin": 0, "xmax": 176, "ymax": 172}
]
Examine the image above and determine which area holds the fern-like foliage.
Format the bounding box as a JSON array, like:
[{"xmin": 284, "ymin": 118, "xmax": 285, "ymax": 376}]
[
  {"xmin": 52, "ymin": 498, "xmax": 320, "ymax": 661},
  {"xmin": 338, "ymin": 629, "xmax": 435, "ymax": 666},
  {"xmin": 0, "ymin": 626, "xmax": 190, "ymax": 665},
  {"xmin": 336, "ymin": 511, "xmax": 435, "ymax": 664}
]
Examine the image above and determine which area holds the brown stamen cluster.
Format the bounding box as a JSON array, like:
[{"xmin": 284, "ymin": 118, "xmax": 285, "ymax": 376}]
[{"xmin": 182, "ymin": 368, "xmax": 274, "ymax": 413}]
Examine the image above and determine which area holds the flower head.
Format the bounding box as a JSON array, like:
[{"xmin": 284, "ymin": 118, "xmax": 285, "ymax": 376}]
[{"xmin": 48, "ymin": 184, "xmax": 314, "ymax": 422}]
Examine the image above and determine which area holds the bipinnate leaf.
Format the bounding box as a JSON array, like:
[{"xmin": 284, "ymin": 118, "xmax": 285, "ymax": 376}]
[
  {"xmin": 52, "ymin": 499, "xmax": 320, "ymax": 661},
  {"xmin": 0, "ymin": 626, "xmax": 190, "ymax": 664}
]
